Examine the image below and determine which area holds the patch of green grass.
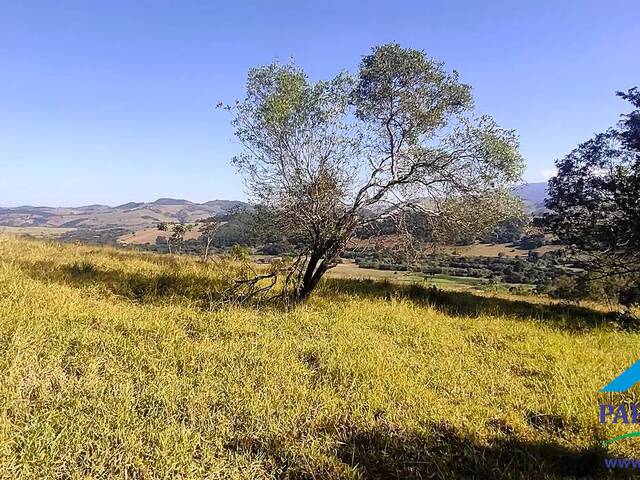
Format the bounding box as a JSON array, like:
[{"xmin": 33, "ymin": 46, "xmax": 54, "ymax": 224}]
[
  {"xmin": 425, "ymin": 273, "xmax": 488, "ymax": 286},
  {"xmin": 0, "ymin": 237, "xmax": 638, "ymax": 478}
]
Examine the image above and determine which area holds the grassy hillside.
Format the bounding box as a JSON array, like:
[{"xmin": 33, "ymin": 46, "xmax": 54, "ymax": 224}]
[
  {"xmin": 0, "ymin": 237, "xmax": 638, "ymax": 479},
  {"xmin": 0, "ymin": 226, "xmax": 75, "ymax": 238},
  {"xmin": 118, "ymin": 227, "xmax": 202, "ymax": 246}
]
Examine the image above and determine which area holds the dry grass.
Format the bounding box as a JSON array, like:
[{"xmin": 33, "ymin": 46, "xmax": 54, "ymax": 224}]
[
  {"xmin": 0, "ymin": 226, "xmax": 75, "ymax": 238},
  {"xmin": 118, "ymin": 228, "xmax": 202, "ymax": 246},
  {"xmin": 348, "ymin": 234, "xmax": 559, "ymax": 258},
  {"xmin": 0, "ymin": 237, "xmax": 638, "ymax": 479},
  {"xmin": 442, "ymin": 243, "xmax": 560, "ymax": 258},
  {"xmin": 328, "ymin": 262, "xmax": 424, "ymax": 281}
]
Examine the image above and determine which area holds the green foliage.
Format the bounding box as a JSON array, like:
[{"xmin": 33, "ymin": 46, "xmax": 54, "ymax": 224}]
[
  {"xmin": 259, "ymin": 242, "xmax": 292, "ymax": 256},
  {"xmin": 542, "ymin": 88, "xmax": 640, "ymax": 311},
  {"xmin": 543, "ymin": 87, "xmax": 640, "ymax": 276},
  {"xmin": 156, "ymin": 222, "xmax": 193, "ymax": 254},
  {"xmin": 480, "ymin": 216, "xmax": 528, "ymax": 244},
  {"xmin": 224, "ymin": 43, "xmax": 525, "ymax": 301},
  {"xmin": 349, "ymin": 250, "xmax": 566, "ymax": 286},
  {"xmin": 196, "ymin": 217, "xmax": 219, "ymax": 237},
  {"xmin": 544, "ymin": 272, "xmax": 640, "ymax": 312},
  {"xmin": 227, "ymin": 244, "xmax": 251, "ymax": 261},
  {"xmin": 59, "ymin": 228, "xmax": 130, "ymax": 246},
  {"xmin": 519, "ymin": 233, "xmax": 546, "ymax": 250},
  {"xmin": 353, "ymin": 43, "xmax": 472, "ymax": 135}
]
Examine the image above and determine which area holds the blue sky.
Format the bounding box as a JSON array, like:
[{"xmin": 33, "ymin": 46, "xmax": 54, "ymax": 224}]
[{"xmin": 1, "ymin": 0, "xmax": 638, "ymax": 207}]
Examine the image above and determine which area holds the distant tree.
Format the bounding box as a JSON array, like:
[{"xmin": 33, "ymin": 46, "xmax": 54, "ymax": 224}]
[
  {"xmin": 196, "ymin": 217, "xmax": 220, "ymax": 262},
  {"xmin": 519, "ymin": 233, "xmax": 545, "ymax": 250},
  {"xmin": 156, "ymin": 222, "xmax": 171, "ymax": 253},
  {"xmin": 210, "ymin": 210, "xmax": 262, "ymax": 247},
  {"xmin": 170, "ymin": 224, "xmax": 192, "ymax": 253},
  {"xmin": 228, "ymin": 244, "xmax": 250, "ymax": 261},
  {"xmin": 157, "ymin": 222, "xmax": 192, "ymax": 254},
  {"xmin": 224, "ymin": 43, "xmax": 524, "ymax": 302},
  {"xmin": 481, "ymin": 215, "xmax": 528, "ymax": 244},
  {"xmin": 259, "ymin": 242, "xmax": 291, "ymax": 256},
  {"xmin": 542, "ymin": 88, "xmax": 640, "ymax": 308}
]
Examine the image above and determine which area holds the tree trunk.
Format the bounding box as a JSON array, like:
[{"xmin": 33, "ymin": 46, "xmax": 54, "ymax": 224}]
[
  {"xmin": 297, "ymin": 255, "xmax": 331, "ymax": 301},
  {"xmin": 300, "ymin": 253, "xmax": 320, "ymax": 292},
  {"xmin": 203, "ymin": 237, "xmax": 211, "ymax": 262}
]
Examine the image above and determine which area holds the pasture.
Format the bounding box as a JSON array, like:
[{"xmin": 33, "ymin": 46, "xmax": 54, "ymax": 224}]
[{"xmin": 0, "ymin": 237, "xmax": 637, "ymax": 479}]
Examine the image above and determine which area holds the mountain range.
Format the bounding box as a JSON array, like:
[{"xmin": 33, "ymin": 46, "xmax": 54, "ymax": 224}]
[
  {"xmin": 0, "ymin": 183, "xmax": 548, "ymax": 231},
  {"xmin": 512, "ymin": 182, "xmax": 547, "ymax": 211},
  {"xmin": 0, "ymin": 199, "xmax": 248, "ymax": 230}
]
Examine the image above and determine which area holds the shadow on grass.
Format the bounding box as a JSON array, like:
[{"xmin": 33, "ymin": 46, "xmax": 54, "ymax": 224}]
[
  {"xmin": 14, "ymin": 258, "xmax": 636, "ymax": 331},
  {"xmin": 336, "ymin": 422, "xmax": 616, "ymax": 480},
  {"xmin": 321, "ymin": 278, "xmax": 636, "ymax": 332},
  {"xmin": 15, "ymin": 259, "xmax": 231, "ymax": 306},
  {"xmin": 229, "ymin": 420, "xmax": 613, "ymax": 479}
]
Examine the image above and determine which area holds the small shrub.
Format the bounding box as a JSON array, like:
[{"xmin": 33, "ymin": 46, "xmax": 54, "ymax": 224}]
[{"xmin": 228, "ymin": 245, "xmax": 251, "ymax": 261}]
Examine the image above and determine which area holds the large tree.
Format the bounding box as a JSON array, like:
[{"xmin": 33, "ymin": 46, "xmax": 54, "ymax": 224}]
[
  {"xmin": 225, "ymin": 44, "xmax": 524, "ymax": 302},
  {"xmin": 544, "ymin": 88, "xmax": 640, "ymax": 280}
]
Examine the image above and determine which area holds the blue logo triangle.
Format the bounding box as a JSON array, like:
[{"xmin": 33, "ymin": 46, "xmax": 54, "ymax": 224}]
[{"xmin": 601, "ymin": 360, "xmax": 640, "ymax": 392}]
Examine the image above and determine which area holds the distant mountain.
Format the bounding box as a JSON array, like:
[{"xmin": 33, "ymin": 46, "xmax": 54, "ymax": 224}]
[
  {"xmin": 0, "ymin": 198, "xmax": 249, "ymax": 231},
  {"xmin": 115, "ymin": 202, "xmax": 145, "ymax": 210},
  {"xmin": 151, "ymin": 198, "xmax": 193, "ymax": 206},
  {"xmin": 512, "ymin": 182, "xmax": 548, "ymax": 213},
  {"xmin": 0, "ymin": 185, "xmax": 549, "ymax": 231},
  {"xmin": 76, "ymin": 204, "xmax": 112, "ymax": 213}
]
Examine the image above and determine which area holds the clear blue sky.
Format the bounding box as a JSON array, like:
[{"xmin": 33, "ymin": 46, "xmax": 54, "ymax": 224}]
[{"xmin": 1, "ymin": 0, "xmax": 638, "ymax": 207}]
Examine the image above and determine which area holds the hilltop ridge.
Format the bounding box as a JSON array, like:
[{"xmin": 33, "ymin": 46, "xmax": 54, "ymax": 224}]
[
  {"xmin": 0, "ymin": 183, "xmax": 548, "ymax": 230},
  {"xmin": 0, "ymin": 198, "xmax": 248, "ymax": 230}
]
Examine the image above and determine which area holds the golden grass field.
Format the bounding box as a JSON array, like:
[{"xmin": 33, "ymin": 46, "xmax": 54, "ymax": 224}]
[
  {"xmin": 348, "ymin": 234, "xmax": 558, "ymax": 258},
  {"xmin": 118, "ymin": 228, "xmax": 202, "ymax": 246},
  {"xmin": 0, "ymin": 236, "xmax": 638, "ymax": 479},
  {"xmin": 442, "ymin": 243, "xmax": 560, "ymax": 258}
]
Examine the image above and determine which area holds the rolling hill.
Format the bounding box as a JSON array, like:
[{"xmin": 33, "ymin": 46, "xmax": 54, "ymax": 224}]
[
  {"xmin": 0, "ymin": 182, "xmax": 548, "ymax": 232},
  {"xmin": 0, "ymin": 198, "xmax": 248, "ymax": 231}
]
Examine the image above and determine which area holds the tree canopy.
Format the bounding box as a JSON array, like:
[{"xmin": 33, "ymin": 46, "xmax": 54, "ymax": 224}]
[
  {"xmin": 224, "ymin": 43, "xmax": 524, "ymax": 301},
  {"xmin": 544, "ymin": 88, "xmax": 640, "ymax": 277}
]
